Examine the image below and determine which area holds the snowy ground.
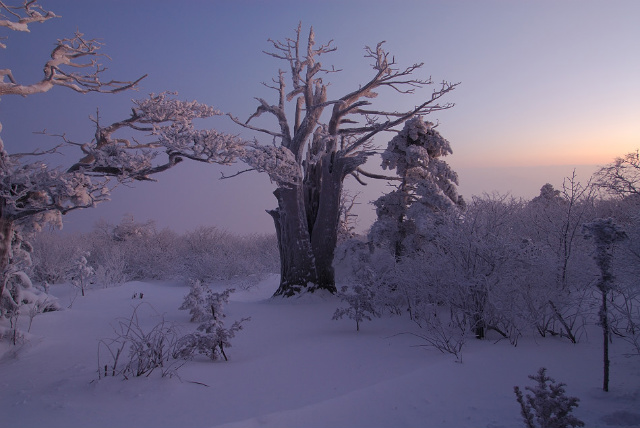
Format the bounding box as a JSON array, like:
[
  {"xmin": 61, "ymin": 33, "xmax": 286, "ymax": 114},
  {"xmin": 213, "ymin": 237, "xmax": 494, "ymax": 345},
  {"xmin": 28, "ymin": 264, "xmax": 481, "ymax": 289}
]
[{"xmin": 1, "ymin": 276, "xmax": 639, "ymax": 428}]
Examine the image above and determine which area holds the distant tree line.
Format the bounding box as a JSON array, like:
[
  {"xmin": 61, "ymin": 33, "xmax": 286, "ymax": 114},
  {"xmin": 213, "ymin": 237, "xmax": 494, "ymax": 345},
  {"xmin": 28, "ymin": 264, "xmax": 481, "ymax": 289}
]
[{"xmin": 29, "ymin": 215, "xmax": 279, "ymax": 288}]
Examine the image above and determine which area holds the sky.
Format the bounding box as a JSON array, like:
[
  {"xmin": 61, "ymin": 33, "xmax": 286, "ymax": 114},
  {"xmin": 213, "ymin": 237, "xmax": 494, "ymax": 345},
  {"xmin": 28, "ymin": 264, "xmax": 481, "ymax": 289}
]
[{"xmin": 2, "ymin": 0, "xmax": 639, "ymax": 234}]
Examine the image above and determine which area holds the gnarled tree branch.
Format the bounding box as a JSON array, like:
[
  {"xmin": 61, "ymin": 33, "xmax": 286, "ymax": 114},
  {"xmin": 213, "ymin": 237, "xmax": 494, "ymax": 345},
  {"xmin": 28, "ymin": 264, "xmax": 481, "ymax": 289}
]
[{"xmin": 0, "ymin": 30, "xmax": 146, "ymax": 96}]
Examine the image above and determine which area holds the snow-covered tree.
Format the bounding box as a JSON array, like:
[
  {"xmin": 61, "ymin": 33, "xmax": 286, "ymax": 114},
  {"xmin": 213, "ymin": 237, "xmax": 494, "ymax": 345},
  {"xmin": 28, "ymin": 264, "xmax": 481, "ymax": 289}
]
[
  {"xmin": 226, "ymin": 24, "xmax": 457, "ymax": 296},
  {"xmin": 68, "ymin": 251, "xmax": 94, "ymax": 297},
  {"xmin": 582, "ymin": 217, "xmax": 627, "ymax": 392},
  {"xmin": 0, "ymin": 3, "xmax": 143, "ymax": 97},
  {"xmin": 0, "ymin": 1, "xmax": 138, "ymax": 315},
  {"xmin": 369, "ymin": 193, "xmax": 553, "ymax": 342},
  {"xmin": 0, "ymin": 2, "xmax": 244, "ymax": 317},
  {"xmin": 514, "ymin": 367, "xmax": 584, "ymax": 428},
  {"xmin": 599, "ymin": 195, "xmax": 640, "ymax": 356},
  {"xmin": 419, "ymin": 195, "xmax": 535, "ymax": 340},
  {"xmin": 177, "ymin": 281, "xmax": 249, "ymax": 361},
  {"xmin": 58, "ymin": 91, "xmax": 245, "ymax": 183},
  {"xmin": 370, "ymin": 116, "xmax": 464, "ymax": 258}
]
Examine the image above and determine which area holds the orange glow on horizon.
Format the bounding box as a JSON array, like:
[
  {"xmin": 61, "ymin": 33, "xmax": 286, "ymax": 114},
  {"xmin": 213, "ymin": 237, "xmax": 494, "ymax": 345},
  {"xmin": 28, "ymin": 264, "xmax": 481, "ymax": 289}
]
[{"xmin": 451, "ymin": 130, "xmax": 639, "ymax": 169}]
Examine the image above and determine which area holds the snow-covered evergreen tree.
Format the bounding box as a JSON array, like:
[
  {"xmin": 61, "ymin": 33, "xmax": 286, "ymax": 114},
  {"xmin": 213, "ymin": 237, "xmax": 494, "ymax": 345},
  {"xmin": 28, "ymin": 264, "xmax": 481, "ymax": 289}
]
[
  {"xmin": 514, "ymin": 367, "xmax": 584, "ymax": 428},
  {"xmin": 370, "ymin": 116, "xmax": 464, "ymax": 258}
]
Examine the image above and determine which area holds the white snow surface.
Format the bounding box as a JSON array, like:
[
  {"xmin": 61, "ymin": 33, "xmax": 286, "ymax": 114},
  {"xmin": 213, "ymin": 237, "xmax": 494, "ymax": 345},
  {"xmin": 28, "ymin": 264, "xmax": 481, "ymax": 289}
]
[{"xmin": 1, "ymin": 276, "xmax": 639, "ymax": 428}]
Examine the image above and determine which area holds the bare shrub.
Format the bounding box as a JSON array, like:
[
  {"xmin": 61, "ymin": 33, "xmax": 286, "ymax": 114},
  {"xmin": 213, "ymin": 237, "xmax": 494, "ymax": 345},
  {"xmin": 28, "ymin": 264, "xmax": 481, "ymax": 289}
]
[
  {"xmin": 98, "ymin": 303, "xmax": 185, "ymax": 379},
  {"xmin": 332, "ymin": 284, "xmax": 381, "ymax": 332},
  {"xmin": 409, "ymin": 304, "xmax": 469, "ymax": 362}
]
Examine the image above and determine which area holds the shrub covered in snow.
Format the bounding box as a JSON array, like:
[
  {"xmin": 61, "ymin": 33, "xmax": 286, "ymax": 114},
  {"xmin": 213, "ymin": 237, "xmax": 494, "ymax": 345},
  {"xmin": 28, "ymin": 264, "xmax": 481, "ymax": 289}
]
[
  {"xmin": 177, "ymin": 281, "xmax": 250, "ymax": 361},
  {"xmin": 514, "ymin": 367, "xmax": 584, "ymax": 428},
  {"xmin": 68, "ymin": 251, "xmax": 94, "ymax": 297},
  {"xmin": 179, "ymin": 280, "xmax": 234, "ymax": 323},
  {"xmin": 175, "ymin": 317, "xmax": 249, "ymax": 361}
]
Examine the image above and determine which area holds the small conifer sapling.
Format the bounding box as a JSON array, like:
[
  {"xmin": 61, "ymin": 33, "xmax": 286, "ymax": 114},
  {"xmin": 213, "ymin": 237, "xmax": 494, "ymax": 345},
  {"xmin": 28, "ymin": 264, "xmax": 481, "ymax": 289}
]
[{"xmin": 514, "ymin": 367, "xmax": 584, "ymax": 428}]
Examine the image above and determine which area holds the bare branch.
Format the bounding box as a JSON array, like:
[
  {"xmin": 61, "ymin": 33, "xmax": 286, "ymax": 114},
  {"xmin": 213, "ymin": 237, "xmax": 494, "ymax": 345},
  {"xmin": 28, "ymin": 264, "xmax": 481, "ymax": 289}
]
[
  {"xmin": 228, "ymin": 113, "xmax": 284, "ymax": 139},
  {"xmin": 9, "ymin": 137, "xmax": 64, "ymax": 158},
  {"xmin": 354, "ymin": 167, "xmax": 402, "ymax": 182},
  {"xmin": 342, "ymin": 81, "xmax": 459, "ymax": 154},
  {"xmin": 219, "ymin": 168, "xmax": 256, "ymax": 180},
  {"xmin": 594, "ymin": 150, "xmax": 640, "ymax": 197},
  {"xmin": 350, "ymin": 171, "xmax": 367, "ymax": 186}
]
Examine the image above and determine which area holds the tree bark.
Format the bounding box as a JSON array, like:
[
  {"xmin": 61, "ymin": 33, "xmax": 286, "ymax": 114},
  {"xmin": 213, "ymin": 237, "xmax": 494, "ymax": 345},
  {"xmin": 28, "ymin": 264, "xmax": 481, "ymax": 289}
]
[
  {"xmin": 270, "ymin": 186, "xmax": 318, "ymax": 296},
  {"xmin": 307, "ymin": 152, "xmax": 343, "ymax": 293}
]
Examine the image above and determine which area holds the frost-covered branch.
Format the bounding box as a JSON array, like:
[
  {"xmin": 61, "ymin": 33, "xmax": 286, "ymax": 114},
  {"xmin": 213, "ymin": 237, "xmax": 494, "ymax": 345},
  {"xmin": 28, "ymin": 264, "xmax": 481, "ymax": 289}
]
[
  {"xmin": 0, "ymin": 1, "xmax": 57, "ymax": 40},
  {"xmin": 0, "ymin": 30, "xmax": 146, "ymax": 96},
  {"xmin": 0, "ymin": 152, "xmax": 110, "ymax": 228},
  {"xmin": 263, "ymin": 22, "xmax": 337, "ymax": 101},
  {"xmin": 0, "ymin": 1, "xmax": 158, "ymax": 321},
  {"xmin": 63, "ymin": 92, "xmax": 246, "ymax": 181},
  {"xmin": 242, "ymin": 142, "xmax": 300, "ymax": 186}
]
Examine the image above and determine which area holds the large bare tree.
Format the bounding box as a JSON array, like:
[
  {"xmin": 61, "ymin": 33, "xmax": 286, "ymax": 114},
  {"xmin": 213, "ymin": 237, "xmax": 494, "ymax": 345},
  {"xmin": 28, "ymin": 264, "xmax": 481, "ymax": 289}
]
[{"xmin": 230, "ymin": 24, "xmax": 457, "ymax": 296}]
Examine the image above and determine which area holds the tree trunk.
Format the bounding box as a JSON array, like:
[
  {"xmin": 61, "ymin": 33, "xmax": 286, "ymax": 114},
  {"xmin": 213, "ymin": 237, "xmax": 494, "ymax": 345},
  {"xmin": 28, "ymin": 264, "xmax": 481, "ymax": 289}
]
[
  {"xmin": 600, "ymin": 286, "xmax": 610, "ymax": 392},
  {"xmin": 306, "ymin": 152, "xmax": 342, "ymax": 294},
  {"xmin": 270, "ymin": 186, "xmax": 318, "ymax": 297}
]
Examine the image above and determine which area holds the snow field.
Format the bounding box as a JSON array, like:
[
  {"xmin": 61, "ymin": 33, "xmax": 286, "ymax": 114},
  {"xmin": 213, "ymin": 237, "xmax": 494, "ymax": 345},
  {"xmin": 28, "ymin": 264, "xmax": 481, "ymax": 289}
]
[{"xmin": 1, "ymin": 276, "xmax": 639, "ymax": 428}]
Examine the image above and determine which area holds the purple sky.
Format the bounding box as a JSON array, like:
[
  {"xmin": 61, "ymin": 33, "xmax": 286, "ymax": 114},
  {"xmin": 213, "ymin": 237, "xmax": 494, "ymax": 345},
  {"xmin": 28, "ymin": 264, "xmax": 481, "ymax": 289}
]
[{"xmin": 2, "ymin": 1, "xmax": 638, "ymax": 234}]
